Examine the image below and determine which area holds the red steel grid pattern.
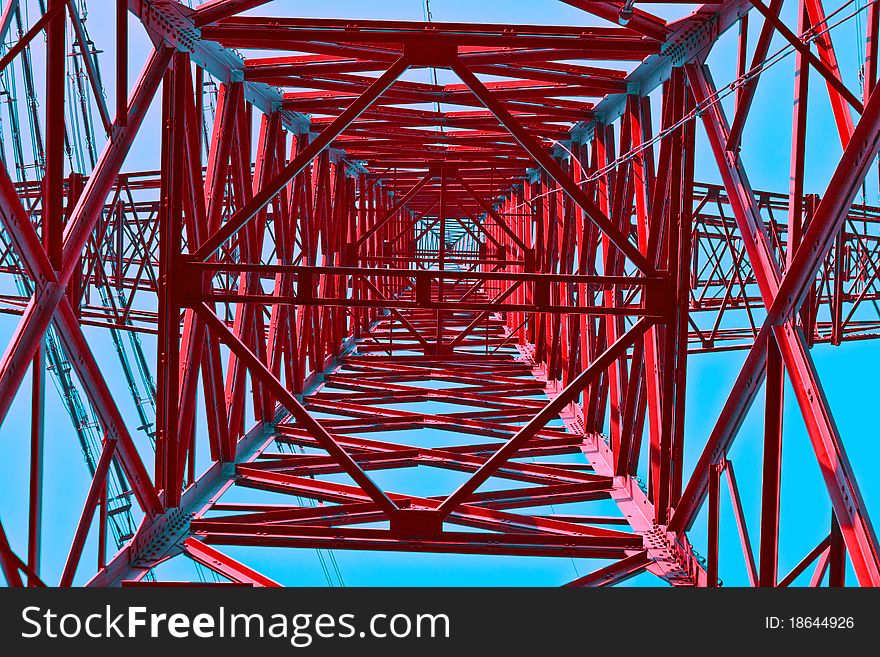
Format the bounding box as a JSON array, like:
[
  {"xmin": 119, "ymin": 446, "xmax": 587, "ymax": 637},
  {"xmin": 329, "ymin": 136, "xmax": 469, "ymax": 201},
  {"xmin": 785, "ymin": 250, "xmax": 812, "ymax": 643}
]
[{"xmin": 0, "ymin": 0, "xmax": 878, "ymax": 588}]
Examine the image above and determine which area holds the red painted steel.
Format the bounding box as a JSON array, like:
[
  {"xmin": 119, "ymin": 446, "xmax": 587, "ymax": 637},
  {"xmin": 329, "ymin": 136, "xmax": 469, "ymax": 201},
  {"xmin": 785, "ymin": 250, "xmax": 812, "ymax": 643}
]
[{"xmin": 0, "ymin": 0, "xmax": 878, "ymax": 588}]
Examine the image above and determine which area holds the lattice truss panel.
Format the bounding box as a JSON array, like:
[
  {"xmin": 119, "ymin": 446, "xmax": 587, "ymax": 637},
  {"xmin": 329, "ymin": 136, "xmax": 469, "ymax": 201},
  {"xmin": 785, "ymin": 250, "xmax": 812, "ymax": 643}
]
[{"xmin": 0, "ymin": 0, "xmax": 878, "ymax": 587}]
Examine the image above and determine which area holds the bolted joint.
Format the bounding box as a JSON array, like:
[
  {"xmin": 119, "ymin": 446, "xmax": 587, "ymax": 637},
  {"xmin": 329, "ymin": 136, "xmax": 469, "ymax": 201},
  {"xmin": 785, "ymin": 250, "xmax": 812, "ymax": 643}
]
[
  {"xmin": 523, "ymin": 248, "xmax": 536, "ymax": 272},
  {"xmin": 424, "ymin": 341, "xmax": 453, "ymax": 356},
  {"xmin": 404, "ymin": 42, "xmax": 458, "ymax": 67},
  {"xmin": 416, "ymin": 275, "xmax": 432, "ymax": 305},
  {"xmin": 342, "ymin": 243, "xmax": 359, "ymax": 266},
  {"xmin": 390, "ymin": 509, "xmax": 443, "ymax": 538},
  {"xmin": 533, "ymin": 279, "xmax": 550, "ymax": 309},
  {"xmin": 174, "ymin": 263, "xmax": 204, "ymax": 307},
  {"xmin": 642, "ymin": 273, "xmax": 676, "ymax": 322}
]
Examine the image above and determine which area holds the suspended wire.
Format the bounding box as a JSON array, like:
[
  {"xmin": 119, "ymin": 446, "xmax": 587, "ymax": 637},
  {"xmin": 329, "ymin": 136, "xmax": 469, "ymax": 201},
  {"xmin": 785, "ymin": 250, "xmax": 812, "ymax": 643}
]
[
  {"xmin": 0, "ymin": 1, "xmax": 161, "ymax": 580},
  {"xmin": 274, "ymin": 441, "xmax": 346, "ymax": 586},
  {"xmin": 422, "ymin": 0, "xmax": 444, "ymax": 132},
  {"xmin": 856, "ymin": 0, "xmax": 870, "ymax": 208},
  {"xmin": 505, "ymin": 0, "xmax": 879, "ymax": 214}
]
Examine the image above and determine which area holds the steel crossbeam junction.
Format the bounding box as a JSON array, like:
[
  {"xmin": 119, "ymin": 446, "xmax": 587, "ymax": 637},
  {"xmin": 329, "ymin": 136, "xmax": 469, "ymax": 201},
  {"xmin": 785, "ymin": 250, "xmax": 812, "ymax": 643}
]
[{"xmin": 0, "ymin": 0, "xmax": 879, "ymax": 587}]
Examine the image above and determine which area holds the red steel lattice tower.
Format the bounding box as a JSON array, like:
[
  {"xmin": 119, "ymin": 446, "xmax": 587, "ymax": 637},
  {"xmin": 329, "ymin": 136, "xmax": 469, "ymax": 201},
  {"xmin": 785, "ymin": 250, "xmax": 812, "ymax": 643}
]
[{"xmin": 0, "ymin": 0, "xmax": 879, "ymax": 587}]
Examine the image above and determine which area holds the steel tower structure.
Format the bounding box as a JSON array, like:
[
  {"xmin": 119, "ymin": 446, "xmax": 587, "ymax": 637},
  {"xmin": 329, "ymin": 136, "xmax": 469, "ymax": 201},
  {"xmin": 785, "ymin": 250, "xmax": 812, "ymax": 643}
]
[{"xmin": 1, "ymin": 0, "xmax": 879, "ymax": 587}]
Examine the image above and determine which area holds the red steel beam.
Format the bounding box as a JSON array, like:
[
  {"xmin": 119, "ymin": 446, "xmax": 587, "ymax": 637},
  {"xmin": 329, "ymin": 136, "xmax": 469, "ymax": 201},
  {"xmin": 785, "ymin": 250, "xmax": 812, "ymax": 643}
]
[
  {"xmin": 4, "ymin": 0, "xmax": 878, "ymax": 590},
  {"xmin": 758, "ymin": 337, "xmax": 783, "ymax": 587},
  {"xmin": 194, "ymin": 302, "xmax": 400, "ymax": 516},
  {"xmin": 672, "ymin": 63, "xmax": 880, "ymax": 585},
  {"xmin": 181, "ymin": 538, "xmax": 281, "ymax": 587},
  {"xmin": 437, "ymin": 317, "xmax": 652, "ymax": 518},
  {"xmin": 0, "ymin": 161, "xmax": 163, "ymax": 519},
  {"xmin": 192, "ymin": 55, "xmax": 411, "ymax": 260},
  {"xmin": 451, "ymin": 59, "xmax": 653, "ymax": 275},
  {"xmin": 0, "ymin": 46, "xmax": 172, "ymax": 442}
]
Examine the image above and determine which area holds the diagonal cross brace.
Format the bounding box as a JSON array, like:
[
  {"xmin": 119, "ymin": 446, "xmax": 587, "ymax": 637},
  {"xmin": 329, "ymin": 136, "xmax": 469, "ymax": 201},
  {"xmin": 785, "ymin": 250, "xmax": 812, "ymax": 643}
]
[
  {"xmin": 0, "ymin": 48, "xmax": 172, "ymax": 518},
  {"xmin": 192, "ymin": 55, "xmax": 411, "ymax": 260},
  {"xmin": 194, "ymin": 302, "xmax": 400, "ymax": 516},
  {"xmin": 451, "ymin": 58, "xmax": 653, "ymax": 275},
  {"xmin": 670, "ymin": 63, "xmax": 880, "ymax": 585},
  {"xmin": 436, "ymin": 317, "xmax": 652, "ymax": 519}
]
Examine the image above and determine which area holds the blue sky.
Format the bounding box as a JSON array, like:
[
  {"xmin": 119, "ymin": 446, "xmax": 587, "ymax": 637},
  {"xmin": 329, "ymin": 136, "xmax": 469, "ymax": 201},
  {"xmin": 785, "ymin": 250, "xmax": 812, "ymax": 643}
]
[{"xmin": 0, "ymin": 0, "xmax": 877, "ymax": 587}]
